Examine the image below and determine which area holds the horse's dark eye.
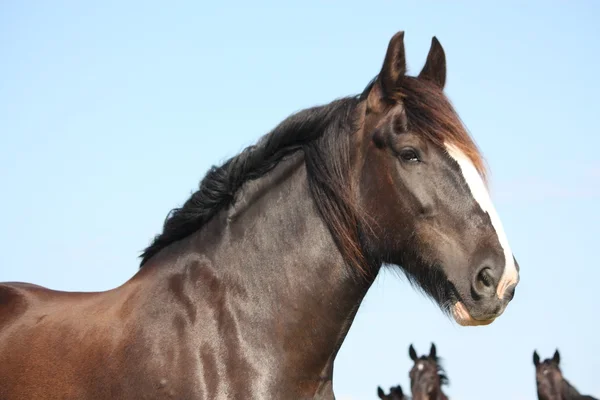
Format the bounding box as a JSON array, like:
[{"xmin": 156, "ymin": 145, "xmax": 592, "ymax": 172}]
[{"xmin": 399, "ymin": 148, "xmax": 420, "ymax": 163}]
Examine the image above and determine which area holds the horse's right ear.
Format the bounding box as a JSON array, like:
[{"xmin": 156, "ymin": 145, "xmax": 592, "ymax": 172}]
[
  {"xmin": 409, "ymin": 344, "xmax": 417, "ymax": 361},
  {"xmin": 553, "ymin": 349, "xmax": 561, "ymax": 365},
  {"xmin": 429, "ymin": 343, "xmax": 437, "ymax": 359},
  {"xmin": 377, "ymin": 386, "xmax": 385, "ymax": 398},
  {"xmin": 418, "ymin": 36, "xmax": 446, "ymax": 90},
  {"xmin": 533, "ymin": 350, "xmax": 540, "ymax": 366},
  {"xmin": 367, "ymin": 31, "xmax": 407, "ymax": 112},
  {"xmin": 395, "ymin": 385, "xmax": 404, "ymax": 396}
]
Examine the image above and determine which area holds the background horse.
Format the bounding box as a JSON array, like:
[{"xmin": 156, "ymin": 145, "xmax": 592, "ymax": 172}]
[
  {"xmin": 408, "ymin": 343, "xmax": 450, "ymax": 400},
  {"xmin": 378, "ymin": 385, "xmax": 408, "ymax": 399},
  {"xmin": 533, "ymin": 350, "xmax": 598, "ymax": 400},
  {"xmin": 0, "ymin": 30, "xmax": 519, "ymax": 399}
]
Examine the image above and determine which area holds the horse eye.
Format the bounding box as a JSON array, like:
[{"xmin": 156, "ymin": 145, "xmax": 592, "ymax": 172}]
[{"xmin": 399, "ymin": 148, "xmax": 420, "ymax": 163}]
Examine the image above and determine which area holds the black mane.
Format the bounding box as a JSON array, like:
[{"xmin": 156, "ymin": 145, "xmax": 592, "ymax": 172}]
[
  {"xmin": 437, "ymin": 361, "xmax": 450, "ymax": 387},
  {"xmin": 140, "ymin": 92, "xmax": 366, "ymax": 269}
]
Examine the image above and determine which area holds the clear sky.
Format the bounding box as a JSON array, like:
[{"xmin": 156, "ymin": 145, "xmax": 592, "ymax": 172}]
[{"xmin": 1, "ymin": 1, "xmax": 598, "ymax": 399}]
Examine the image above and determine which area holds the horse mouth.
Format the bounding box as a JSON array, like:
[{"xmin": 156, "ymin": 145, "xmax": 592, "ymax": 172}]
[
  {"xmin": 447, "ymin": 288, "xmax": 497, "ymax": 327},
  {"xmin": 451, "ymin": 301, "xmax": 496, "ymax": 326}
]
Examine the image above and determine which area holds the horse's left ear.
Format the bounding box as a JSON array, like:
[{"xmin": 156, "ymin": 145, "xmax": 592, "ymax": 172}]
[
  {"xmin": 377, "ymin": 386, "xmax": 385, "ymax": 399},
  {"xmin": 533, "ymin": 351, "xmax": 540, "ymax": 367},
  {"xmin": 553, "ymin": 349, "xmax": 561, "ymax": 365},
  {"xmin": 367, "ymin": 31, "xmax": 407, "ymax": 112},
  {"xmin": 409, "ymin": 344, "xmax": 418, "ymax": 361},
  {"xmin": 429, "ymin": 343, "xmax": 437, "ymax": 359},
  {"xmin": 418, "ymin": 36, "xmax": 446, "ymax": 90}
]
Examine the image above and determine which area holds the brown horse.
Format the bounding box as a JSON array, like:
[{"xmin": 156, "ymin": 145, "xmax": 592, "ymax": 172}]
[
  {"xmin": 533, "ymin": 350, "xmax": 598, "ymax": 400},
  {"xmin": 408, "ymin": 344, "xmax": 449, "ymax": 400},
  {"xmin": 378, "ymin": 385, "xmax": 408, "ymax": 400},
  {"xmin": 0, "ymin": 31, "xmax": 519, "ymax": 399}
]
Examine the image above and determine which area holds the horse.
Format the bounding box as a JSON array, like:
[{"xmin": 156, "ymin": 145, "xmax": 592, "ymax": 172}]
[
  {"xmin": 378, "ymin": 385, "xmax": 408, "ymax": 399},
  {"xmin": 0, "ymin": 30, "xmax": 520, "ymax": 399},
  {"xmin": 408, "ymin": 343, "xmax": 450, "ymax": 400},
  {"xmin": 533, "ymin": 350, "xmax": 598, "ymax": 400}
]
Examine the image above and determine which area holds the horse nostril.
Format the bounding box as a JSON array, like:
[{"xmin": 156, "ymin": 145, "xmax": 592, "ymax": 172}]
[
  {"xmin": 478, "ymin": 268, "xmax": 493, "ymax": 288},
  {"xmin": 472, "ymin": 265, "xmax": 499, "ymax": 300}
]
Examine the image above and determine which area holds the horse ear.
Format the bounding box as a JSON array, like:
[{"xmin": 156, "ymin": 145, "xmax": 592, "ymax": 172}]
[
  {"xmin": 367, "ymin": 31, "xmax": 407, "ymax": 111},
  {"xmin": 396, "ymin": 385, "xmax": 404, "ymax": 396},
  {"xmin": 533, "ymin": 351, "xmax": 540, "ymax": 366},
  {"xmin": 553, "ymin": 349, "xmax": 561, "ymax": 365},
  {"xmin": 377, "ymin": 386, "xmax": 385, "ymax": 398},
  {"xmin": 429, "ymin": 343, "xmax": 437, "ymax": 359},
  {"xmin": 409, "ymin": 344, "xmax": 417, "ymax": 361},
  {"xmin": 418, "ymin": 36, "xmax": 446, "ymax": 89}
]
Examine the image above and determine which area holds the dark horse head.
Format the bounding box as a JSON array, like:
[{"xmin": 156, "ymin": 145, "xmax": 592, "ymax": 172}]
[
  {"xmin": 339, "ymin": 31, "xmax": 518, "ymax": 325},
  {"xmin": 408, "ymin": 343, "xmax": 449, "ymax": 400},
  {"xmin": 378, "ymin": 385, "xmax": 408, "ymax": 400},
  {"xmin": 533, "ymin": 350, "xmax": 598, "ymax": 400}
]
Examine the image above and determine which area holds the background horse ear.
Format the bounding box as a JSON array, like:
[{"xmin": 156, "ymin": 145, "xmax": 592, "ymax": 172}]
[
  {"xmin": 367, "ymin": 31, "xmax": 407, "ymax": 112},
  {"xmin": 409, "ymin": 344, "xmax": 418, "ymax": 361},
  {"xmin": 533, "ymin": 350, "xmax": 540, "ymax": 366},
  {"xmin": 418, "ymin": 36, "xmax": 446, "ymax": 90},
  {"xmin": 395, "ymin": 385, "xmax": 404, "ymax": 396},
  {"xmin": 553, "ymin": 349, "xmax": 561, "ymax": 365},
  {"xmin": 429, "ymin": 342, "xmax": 437, "ymax": 359},
  {"xmin": 377, "ymin": 386, "xmax": 385, "ymax": 398}
]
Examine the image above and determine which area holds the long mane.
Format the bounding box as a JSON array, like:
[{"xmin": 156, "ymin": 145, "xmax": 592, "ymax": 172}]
[{"xmin": 140, "ymin": 95, "xmax": 367, "ymax": 273}]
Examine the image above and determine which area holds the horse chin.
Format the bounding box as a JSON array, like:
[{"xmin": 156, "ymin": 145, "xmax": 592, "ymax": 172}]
[{"xmin": 451, "ymin": 301, "xmax": 496, "ymax": 327}]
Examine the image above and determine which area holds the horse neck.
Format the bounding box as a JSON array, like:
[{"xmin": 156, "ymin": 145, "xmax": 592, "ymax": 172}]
[
  {"xmin": 538, "ymin": 386, "xmax": 562, "ymax": 400},
  {"xmin": 435, "ymin": 387, "xmax": 449, "ymax": 400},
  {"xmin": 133, "ymin": 153, "xmax": 375, "ymax": 392},
  {"xmin": 412, "ymin": 386, "xmax": 448, "ymax": 400},
  {"xmin": 537, "ymin": 375, "xmax": 576, "ymax": 400},
  {"xmin": 561, "ymin": 378, "xmax": 582, "ymax": 400}
]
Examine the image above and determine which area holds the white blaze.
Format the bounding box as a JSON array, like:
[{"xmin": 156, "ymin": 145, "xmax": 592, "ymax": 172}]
[{"xmin": 444, "ymin": 144, "xmax": 518, "ymax": 299}]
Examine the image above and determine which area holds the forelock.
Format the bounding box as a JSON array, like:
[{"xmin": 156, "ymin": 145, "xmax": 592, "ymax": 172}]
[{"xmin": 395, "ymin": 76, "xmax": 487, "ymax": 182}]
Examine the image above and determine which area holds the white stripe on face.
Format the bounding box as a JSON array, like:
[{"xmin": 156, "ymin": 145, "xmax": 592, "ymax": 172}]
[{"xmin": 444, "ymin": 144, "xmax": 519, "ymax": 299}]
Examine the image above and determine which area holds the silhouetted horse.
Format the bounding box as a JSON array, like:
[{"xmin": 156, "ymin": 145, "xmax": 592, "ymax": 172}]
[
  {"xmin": 408, "ymin": 344, "xmax": 449, "ymax": 400},
  {"xmin": 378, "ymin": 385, "xmax": 408, "ymax": 399},
  {"xmin": 0, "ymin": 30, "xmax": 520, "ymax": 399},
  {"xmin": 533, "ymin": 350, "xmax": 598, "ymax": 400}
]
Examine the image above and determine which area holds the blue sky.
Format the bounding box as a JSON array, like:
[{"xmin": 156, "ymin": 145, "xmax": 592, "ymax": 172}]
[{"xmin": 1, "ymin": 1, "xmax": 598, "ymax": 399}]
